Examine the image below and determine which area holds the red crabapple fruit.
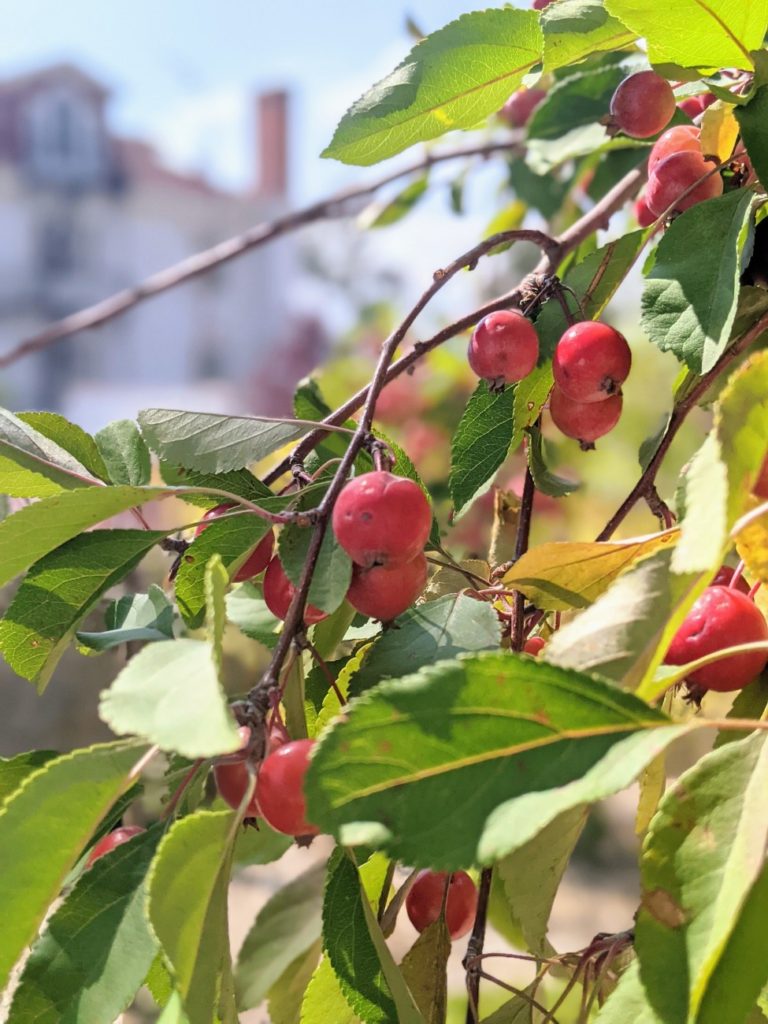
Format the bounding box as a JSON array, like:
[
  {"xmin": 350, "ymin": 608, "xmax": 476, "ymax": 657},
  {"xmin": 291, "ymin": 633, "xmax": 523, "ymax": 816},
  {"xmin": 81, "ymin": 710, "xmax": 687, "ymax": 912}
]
[
  {"xmin": 549, "ymin": 387, "xmax": 623, "ymax": 447},
  {"xmin": 608, "ymin": 71, "xmax": 675, "ymax": 139},
  {"xmin": 255, "ymin": 739, "xmax": 319, "ymax": 836},
  {"xmin": 711, "ymin": 565, "xmax": 750, "ymax": 595},
  {"xmin": 406, "ymin": 870, "xmax": 478, "ymax": 940},
  {"xmin": 754, "ymin": 455, "xmax": 768, "ymax": 499},
  {"xmin": 648, "ymin": 125, "xmax": 701, "ymax": 173},
  {"xmin": 634, "ymin": 195, "xmax": 657, "ymax": 227},
  {"xmin": 263, "ymin": 557, "xmax": 328, "ymax": 625},
  {"xmin": 87, "ymin": 826, "xmax": 145, "ymax": 866},
  {"xmin": 533, "ymin": 0, "xmax": 553, "ymax": 8},
  {"xmin": 347, "ymin": 552, "xmax": 427, "ymax": 621},
  {"xmin": 646, "ymin": 151, "xmax": 723, "ymax": 217},
  {"xmin": 553, "ymin": 322, "xmax": 631, "ymax": 403},
  {"xmin": 468, "ymin": 310, "xmax": 539, "ymax": 387},
  {"xmin": 499, "ymin": 88, "xmax": 546, "ymax": 128},
  {"xmin": 214, "ymin": 760, "xmax": 261, "ymax": 816},
  {"xmin": 195, "ymin": 504, "xmax": 274, "ymax": 582},
  {"xmin": 523, "ymin": 636, "xmax": 546, "ymax": 656},
  {"xmin": 678, "ymin": 93, "xmax": 715, "ymax": 119},
  {"xmin": 664, "ymin": 588, "xmax": 768, "ymax": 692},
  {"xmin": 332, "ymin": 471, "xmax": 431, "ymax": 568}
]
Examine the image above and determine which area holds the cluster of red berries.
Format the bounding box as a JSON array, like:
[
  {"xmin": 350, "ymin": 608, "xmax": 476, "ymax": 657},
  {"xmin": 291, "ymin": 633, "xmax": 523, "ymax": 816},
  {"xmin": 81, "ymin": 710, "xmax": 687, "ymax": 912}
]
[
  {"xmin": 332, "ymin": 470, "xmax": 431, "ymax": 622},
  {"xmin": 637, "ymin": 123, "xmax": 723, "ymax": 224}
]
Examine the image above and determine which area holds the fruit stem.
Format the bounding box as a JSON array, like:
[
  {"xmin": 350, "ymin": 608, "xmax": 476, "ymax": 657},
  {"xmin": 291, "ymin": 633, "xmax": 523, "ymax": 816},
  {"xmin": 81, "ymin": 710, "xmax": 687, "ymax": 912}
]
[
  {"xmin": 749, "ymin": 580, "xmax": 763, "ymax": 601},
  {"xmin": 161, "ymin": 759, "xmax": 204, "ymax": 821},
  {"xmin": 303, "ymin": 638, "xmax": 346, "ymax": 707},
  {"xmin": 730, "ymin": 560, "xmax": 746, "ymax": 590},
  {"xmin": 463, "ymin": 866, "xmax": 494, "ymax": 1024}
]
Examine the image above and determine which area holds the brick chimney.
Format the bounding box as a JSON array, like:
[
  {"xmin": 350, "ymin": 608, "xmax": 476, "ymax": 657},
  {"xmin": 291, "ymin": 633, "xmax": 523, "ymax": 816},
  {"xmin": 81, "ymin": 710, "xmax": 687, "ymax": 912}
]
[{"xmin": 256, "ymin": 90, "xmax": 288, "ymax": 199}]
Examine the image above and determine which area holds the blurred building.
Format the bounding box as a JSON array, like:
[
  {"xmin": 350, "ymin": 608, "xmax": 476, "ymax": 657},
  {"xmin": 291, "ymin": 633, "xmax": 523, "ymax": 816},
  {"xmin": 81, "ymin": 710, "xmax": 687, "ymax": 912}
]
[{"xmin": 0, "ymin": 62, "xmax": 322, "ymax": 427}]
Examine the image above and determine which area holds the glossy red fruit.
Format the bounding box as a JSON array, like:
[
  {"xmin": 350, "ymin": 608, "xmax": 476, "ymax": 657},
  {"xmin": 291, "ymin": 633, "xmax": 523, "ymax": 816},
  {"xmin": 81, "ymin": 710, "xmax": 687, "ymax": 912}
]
[
  {"xmin": 553, "ymin": 322, "xmax": 631, "ymax": 403},
  {"xmin": 754, "ymin": 455, "xmax": 768, "ymax": 499},
  {"xmin": 646, "ymin": 151, "xmax": 723, "ymax": 217},
  {"xmin": 87, "ymin": 825, "xmax": 145, "ymax": 866},
  {"xmin": 648, "ymin": 125, "xmax": 701, "ymax": 173},
  {"xmin": 263, "ymin": 557, "xmax": 328, "ymax": 625},
  {"xmin": 468, "ymin": 310, "xmax": 539, "ymax": 386},
  {"xmin": 665, "ymin": 588, "xmax": 768, "ymax": 692},
  {"xmin": 332, "ymin": 471, "xmax": 431, "ymax": 568},
  {"xmin": 347, "ymin": 553, "xmax": 427, "ymax": 621},
  {"xmin": 256, "ymin": 739, "xmax": 319, "ymax": 836},
  {"xmin": 549, "ymin": 387, "xmax": 623, "ymax": 447},
  {"xmin": 712, "ymin": 565, "xmax": 750, "ymax": 595},
  {"xmin": 499, "ymin": 88, "xmax": 546, "ymax": 128},
  {"xmin": 406, "ymin": 871, "xmax": 478, "ymax": 940},
  {"xmin": 523, "ymin": 636, "xmax": 546, "ymax": 656},
  {"xmin": 678, "ymin": 93, "xmax": 715, "ymax": 119},
  {"xmin": 533, "ymin": 0, "xmax": 553, "ymax": 8},
  {"xmin": 634, "ymin": 195, "xmax": 657, "ymax": 228},
  {"xmin": 609, "ymin": 71, "xmax": 675, "ymax": 139},
  {"xmin": 214, "ymin": 760, "xmax": 261, "ymax": 816},
  {"xmin": 196, "ymin": 504, "xmax": 274, "ymax": 582}
]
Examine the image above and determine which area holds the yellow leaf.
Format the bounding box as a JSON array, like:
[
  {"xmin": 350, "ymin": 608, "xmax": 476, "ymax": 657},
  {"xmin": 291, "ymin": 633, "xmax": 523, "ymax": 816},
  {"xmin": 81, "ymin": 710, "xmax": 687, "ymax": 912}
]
[
  {"xmin": 501, "ymin": 529, "xmax": 679, "ymax": 611},
  {"xmin": 736, "ymin": 497, "xmax": 768, "ymax": 584},
  {"xmin": 636, "ymin": 753, "xmax": 666, "ymax": 836},
  {"xmin": 700, "ymin": 102, "xmax": 740, "ymax": 162}
]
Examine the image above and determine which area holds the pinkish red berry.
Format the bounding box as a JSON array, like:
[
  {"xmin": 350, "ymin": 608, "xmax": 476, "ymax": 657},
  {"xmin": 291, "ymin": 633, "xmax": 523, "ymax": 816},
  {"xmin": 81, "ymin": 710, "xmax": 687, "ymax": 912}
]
[
  {"xmin": 634, "ymin": 195, "xmax": 657, "ymax": 228},
  {"xmin": 196, "ymin": 504, "xmax": 274, "ymax": 582},
  {"xmin": 646, "ymin": 151, "xmax": 723, "ymax": 217},
  {"xmin": 523, "ymin": 636, "xmax": 546, "ymax": 656},
  {"xmin": 468, "ymin": 310, "xmax": 539, "ymax": 387},
  {"xmin": 332, "ymin": 471, "xmax": 431, "ymax": 568},
  {"xmin": 609, "ymin": 71, "xmax": 675, "ymax": 139},
  {"xmin": 678, "ymin": 93, "xmax": 715, "ymax": 119},
  {"xmin": 347, "ymin": 553, "xmax": 427, "ymax": 621},
  {"xmin": 711, "ymin": 565, "xmax": 750, "ymax": 595},
  {"xmin": 648, "ymin": 125, "xmax": 701, "ymax": 173},
  {"xmin": 499, "ymin": 88, "xmax": 546, "ymax": 128},
  {"xmin": 553, "ymin": 322, "xmax": 631, "ymax": 404},
  {"xmin": 263, "ymin": 557, "xmax": 328, "ymax": 625},
  {"xmin": 214, "ymin": 761, "xmax": 261, "ymax": 816},
  {"xmin": 256, "ymin": 739, "xmax": 319, "ymax": 836},
  {"xmin": 406, "ymin": 871, "xmax": 478, "ymax": 940},
  {"xmin": 87, "ymin": 826, "xmax": 145, "ymax": 866},
  {"xmin": 549, "ymin": 386, "xmax": 623, "ymax": 447}
]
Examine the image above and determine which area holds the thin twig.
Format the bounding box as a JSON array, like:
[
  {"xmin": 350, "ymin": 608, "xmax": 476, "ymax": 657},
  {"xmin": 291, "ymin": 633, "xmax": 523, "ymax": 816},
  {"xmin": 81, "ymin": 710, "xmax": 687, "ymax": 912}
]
[{"xmin": 0, "ymin": 140, "xmax": 524, "ymax": 370}]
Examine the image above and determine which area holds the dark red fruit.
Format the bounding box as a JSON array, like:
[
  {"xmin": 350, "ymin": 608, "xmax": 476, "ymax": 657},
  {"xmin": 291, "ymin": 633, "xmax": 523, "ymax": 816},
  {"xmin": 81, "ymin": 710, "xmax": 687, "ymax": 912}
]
[
  {"xmin": 648, "ymin": 125, "xmax": 701, "ymax": 173},
  {"xmin": 712, "ymin": 565, "xmax": 750, "ymax": 595},
  {"xmin": 754, "ymin": 455, "xmax": 768, "ymax": 499},
  {"xmin": 664, "ymin": 588, "xmax": 768, "ymax": 692},
  {"xmin": 523, "ymin": 636, "xmax": 546, "ymax": 656},
  {"xmin": 609, "ymin": 71, "xmax": 675, "ymax": 139},
  {"xmin": 499, "ymin": 88, "xmax": 546, "ymax": 128},
  {"xmin": 678, "ymin": 93, "xmax": 715, "ymax": 119},
  {"xmin": 87, "ymin": 825, "xmax": 145, "ymax": 866},
  {"xmin": 553, "ymin": 322, "xmax": 631, "ymax": 403},
  {"xmin": 634, "ymin": 195, "xmax": 657, "ymax": 228},
  {"xmin": 533, "ymin": 0, "xmax": 553, "ymax": 8},
  {"xmin": 196, "ymin": 504, "xmax": 274, "ymax": 582},
  {"xmin": 468, "ymin": 310, "xmax": 539, "ymax": 386},
  {"xmin": 332, "ymin": 471, "xmax": 431, "ymax": 568},
  {"xmin": 256, "ymin": 739, "xmax": 319, "ymax": 836},
  {"xmin": 347, "ymin": 553, "xmax": 427, "ymax": 621},
  {"xmin": 263, "ymin": 557, "xmax": 328, "ymax": 625},
  {"xmin": 214, "ymin": 760, "xmax": 261, "ymax": 816},
  {"xmin": 549, "ymin": 387, "xmax": 623, "ymax": 447},
  {"xmin": 646, "ymin": 151, "xmax": 723, "ymax": 217},
  {"xmin": 406, "ymin": 870, "xmax": 478, "ymax": 940}
]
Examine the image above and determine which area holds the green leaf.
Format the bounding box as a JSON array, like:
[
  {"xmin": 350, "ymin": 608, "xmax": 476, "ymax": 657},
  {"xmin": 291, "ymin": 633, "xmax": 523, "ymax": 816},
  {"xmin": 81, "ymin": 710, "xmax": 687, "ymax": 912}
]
[
  {"xmin": 641, "ymin": 190, "xmax": 757, "ymax": 375},
  {"xmin": 147, "ymin": 809, "xmax": 239, "ymax": 1024},
  {"xmin": 99, "ymin": 639, "xmax": 241, "ymax": 758},
  {"xmin": 138, "ymin": 408, "xmax": 308, "ymax": 473},
  {"xmin": 501, "ymin": 529, "xmax": 678, "ymax": 611},
  {"xmin": 360, "ymin": 176, "xmax": 429, "ymax": 228},
  {"xmin": 301, "ymin": 955, "xmax": 360, "ymax": 1023},
  {"xmin": 77, "ymin": 585, "xmax": 175, "ymax": 652},
  {"xmin": 175, "ymin": 513, "xmax": 272, "ymax": 628},
  {"xmin": 280, "ymin": 523, "xmax": 352, "ymax": 615},
  {"xmin": 736, "ymin": 84, "xmax": 768, "ymax": 193},
  {"xmin": 0, "ymin": 741, "xmax": 144, "ymax": 989},
  {"xmin": 636, "ymin": 731, "xmax": 768, "ymax": 1023},
  {"xmin": 541, "ymin": 0, "xmax": 636, "ymax": 72},
  {"xmin": 159, "ymin": 462, "xmax": 272, "ymax": 509},
  {"xmin": 0, "ymin": 407, "xmax": 99, "ymax": 498},
  {"xmin": 507, "ymin": 160, "xmax": 571, "ymax": 220},
  {"xmin": 225, "ymin": 583, "xmax": 280, "ymax": 649},
  {"xmin": 525, "ymin": 425, "xmax": 578, "ymax": 498},
  {"xmin": 7, "ymin": 825, "xmax": 160, "ymax": 1024},
  {"xmin": 528, "ymin": 60, "xmax": 627, "ymax": 141},
  {"xmin": 95, "ymin": 419, "xmax": 152, "ymax": 486},
  {"xmin": 235, "ymin": 861, "xmax": 326, "ymax": 1010},
  {"xmin": 495, "ymin": 806, "xmax": 587, "ymax": 956},
  {"xmin": 205, "ymin": 554, "xmax": 228, "ymax": 678},
  {"xmin": 322, "ymin": 9, "xmax": 542, "ymax": 166},
  {"xmin": 350, "ymin": 593, "xmax": 501, "ymax": 697},
  {"xmin": 323, "ymin": 850, "xmax": 424, "ymax": 1024},
  {"xmin": 0, "ymin": 485, "xmax": 166, "ymax": 588},
  {"xmin": 305, "ymin": 653, "xmax": 687, "ymax": 868},
  {"xmin": 714, "ymin": 673, "xmax": 768, "ymax": 748},
  {"xmin": 399, "ymin": 920, "xmax": 450, "ymax": 1024},
  {"xmin": 450, "ymin": 381, "xmax": 516, "ymax": 517},
  {"xmin": 604, "ymin": 0, "xmax": 766, "ymax": 70},
  {"xmin": 0, "ymin": 529, "xmax": 166, "ymax": 690},
  {"xmin": 0, "ymin": 750, "xmax": 57, "ymax": 805},
  {"xmin": 17, "ymin": 411, "xmax": 109, "ymax": 480},
  {"xmin": 157, "ymin": 993, "xmax": 191, "ymax": 1024},
  {"xmin": 267, "ymin": 939, "xmax": 323, "ymax": 1024},
  {"xmin": 511, "ymin": 365, "xmax": 554, "ymax": 445},
  {"xmin": 594, "ymin": 960, "xmax": 662, "ymax": 1023},
  {"xmin": 232, "ymin": 820, "xmax": 292, "ymax": 868}
]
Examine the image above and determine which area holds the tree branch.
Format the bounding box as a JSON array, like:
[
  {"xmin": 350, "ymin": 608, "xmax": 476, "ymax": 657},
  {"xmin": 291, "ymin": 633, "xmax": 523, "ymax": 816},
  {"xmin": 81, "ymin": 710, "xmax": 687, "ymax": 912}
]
[{"xmin": 0, "ymin": 140, "xmax": 523, "ymax": 370}]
